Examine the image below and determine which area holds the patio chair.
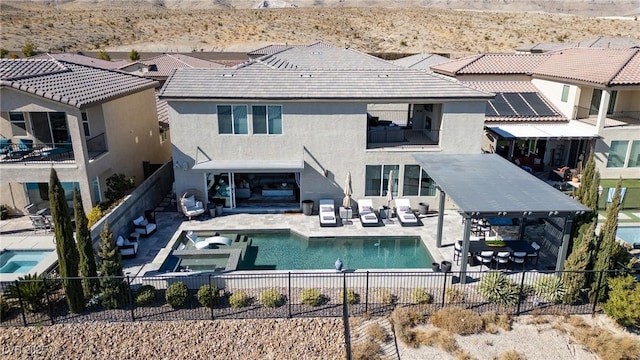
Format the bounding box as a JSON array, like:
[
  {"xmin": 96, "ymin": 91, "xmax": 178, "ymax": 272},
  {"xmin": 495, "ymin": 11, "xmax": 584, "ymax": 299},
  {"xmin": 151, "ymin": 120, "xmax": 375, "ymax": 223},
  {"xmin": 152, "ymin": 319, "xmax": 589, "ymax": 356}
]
[
  {"xmin": 0, "ymin": 138, "xmax": 11, "ymax": 155},
  {"xmin": 29, "ymin": 214, "xmax": 52, "ymax": 233},
  {"xmin": 453, "ymin": 241, "xmax": 471, "ymax": 265},
  {"xmin": 39, "ymin": 144, "xmax": 72, "ymax": 160},
  {"xmin": 394, "ymin": 199, "xmax": 421, "ymax": 226},
  {"xmin": 510, "ymin": 252, "xmax": 527, "ymax": 270},
  {"xmin": 357, "ymin": 199, "xmax": 381, "ymax": 227},
  {"xmin": 116, "ymin": 234, "xmax": 138, "ymax": 259},
  {"xmin": 527, "ymin": 242, "xmax": 541, "ymax": 265},
  {"xmin": 132, "ymin": 213, "xmax": 157, "ymax": 237},
  {"xmin": 476, "ymin": 251, "xmax": 494, "ymax": 271},
  {"xmin": 180, "ymin": 189, "xmax": 206, "ymax": 221},
  {"xmin": 8, "ymin": 139, "xmax": 34, "ymax": 158},
  {"xmin": 495, "ymin": 251, "xmax": 510, "ymax": 270},
  {"xmin": 318, "ymin": 199, "xmax": 337, "ymax": 227}
]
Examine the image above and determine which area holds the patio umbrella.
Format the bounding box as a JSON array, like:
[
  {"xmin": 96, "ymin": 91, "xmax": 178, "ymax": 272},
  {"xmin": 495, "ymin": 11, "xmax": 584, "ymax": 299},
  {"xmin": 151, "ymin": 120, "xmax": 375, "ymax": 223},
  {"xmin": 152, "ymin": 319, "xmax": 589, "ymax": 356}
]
[
  {"xmin": 386, "ymin": 170, "xmax": 394, "ymax": 208},
  {"xmin": 343, "ymin": 171, "xmax": 352, "ymax": 208}
]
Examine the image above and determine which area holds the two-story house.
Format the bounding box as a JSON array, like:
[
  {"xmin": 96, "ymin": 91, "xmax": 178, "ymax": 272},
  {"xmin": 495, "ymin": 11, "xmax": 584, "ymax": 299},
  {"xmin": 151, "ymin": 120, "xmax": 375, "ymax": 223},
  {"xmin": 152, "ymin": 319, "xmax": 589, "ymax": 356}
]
[
  {"xmin": 0, "ymin": 58, "xmax": 171, "ymax": 215},
  {"xmin": 159, "ymin": 44, "xmax": 493, "ymax": 212}
]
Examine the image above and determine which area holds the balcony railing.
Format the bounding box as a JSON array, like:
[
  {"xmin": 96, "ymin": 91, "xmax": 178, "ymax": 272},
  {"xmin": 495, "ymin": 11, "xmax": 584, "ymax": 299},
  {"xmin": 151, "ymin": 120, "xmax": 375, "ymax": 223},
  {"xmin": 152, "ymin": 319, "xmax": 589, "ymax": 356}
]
[
  {"xmin": 574, "ymin": 106, "xmax": 640, "ymax": 126},
  {"xmin": 86, "ymin": 132, "xmax": 108, "ymax": 160},
  {"xmin": 367, "ymin": 127, "xmax": 440, "ymax": 149},
  {"xmin": 0, "ymin": 142, "xmax": 75, "ymax": 164}
]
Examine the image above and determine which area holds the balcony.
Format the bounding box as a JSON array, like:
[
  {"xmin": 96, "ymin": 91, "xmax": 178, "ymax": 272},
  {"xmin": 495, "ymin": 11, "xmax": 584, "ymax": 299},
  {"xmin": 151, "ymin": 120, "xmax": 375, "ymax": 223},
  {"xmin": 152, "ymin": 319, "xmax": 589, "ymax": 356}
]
[
  {"xmin": 574, "ymin": 106, "xmax": 640, "ymax": 128},
  {"xmin": 0, "ymin": 142, "xmax": 75, "ymax": 164},
  {"xmin": 366, "ymin": 109, "xmax": 440, "ymax": 150}
]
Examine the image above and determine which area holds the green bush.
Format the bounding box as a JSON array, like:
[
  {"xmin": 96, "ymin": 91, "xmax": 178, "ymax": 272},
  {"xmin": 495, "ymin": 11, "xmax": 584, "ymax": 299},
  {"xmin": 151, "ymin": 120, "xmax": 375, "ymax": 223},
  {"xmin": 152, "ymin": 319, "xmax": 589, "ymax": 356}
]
[
  {"xmin": 229, "ymin": 290, "xmax": 249, "ymax": 308},
  {"xmin": 411, "ymin": 288, "xmax": 432, "ymax": 304},
  {"xmin": 5, "ymin": 273, "xmax": 59, "ymax": 313},
  {"xmin": 477, "ymin": 272, "xmax": 520, "ymax": 307},
  {"xmin": 165, "ymin": 281, "xmax": 189, "ymax": 309},
  {"xmin": 135, "ymin": 285, "xmax": 157, "ymax": 306},
  {"xmin": 602, "ymin": 275, "xmax": 640, "ymax": 328},
  {"xmin": 260, "ymin": 288, "xmax": 283, "ymax": 308},
  {"xmin": 534, "ymin": 275, "xmax": 566, "ymax": 304},
  {"xmin": 0, "ymin": 296, "xmax": 11, "ymax": 320},
  {"xmin": 339, "ymin": 289, "xmax": 360, "ymax": 305},
  {"xmin": 301, "ymin": 288, "xmax": 323, "ymax": 307},
  {"xmin": 376, "ymin": 288, "xmax": 394, "ymax": 305},
  {"xmin": 86, "ymin": 205, "xmax": 104, "ymax": 229},
  {"xmin": 197, "ymin": 284, "xmax": 218, "ymax": 308}
]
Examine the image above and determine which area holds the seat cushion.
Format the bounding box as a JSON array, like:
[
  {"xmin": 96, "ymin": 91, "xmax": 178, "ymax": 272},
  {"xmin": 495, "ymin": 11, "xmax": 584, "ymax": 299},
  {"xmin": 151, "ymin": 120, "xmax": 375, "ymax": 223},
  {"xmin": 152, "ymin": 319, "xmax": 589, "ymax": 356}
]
[
  {"xmin": 116, "ymin": 235, "xmax": 125, "ymax": 247},
  {"xmin": 132, "ymin": 216, "xmax": 145, "ymax": 226}
]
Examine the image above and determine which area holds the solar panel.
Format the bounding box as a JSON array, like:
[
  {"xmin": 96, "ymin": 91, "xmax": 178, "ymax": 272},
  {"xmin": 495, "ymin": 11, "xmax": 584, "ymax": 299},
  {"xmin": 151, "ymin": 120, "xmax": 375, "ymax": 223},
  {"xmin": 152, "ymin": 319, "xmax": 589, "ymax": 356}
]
[
  {"xmin": 521, "ymin": 92, "xmax": 559, "ymax": 117},
  {"xmin": 503, "ymin": 93, "xmax": 536, "ymax": 116},
  {"xmin": 491, "ymin": 94, "xmax": 517, "ymax": 116},
  {"xmin": 486, "ymin": 102, "xmax": 498, "ymax": 116}
]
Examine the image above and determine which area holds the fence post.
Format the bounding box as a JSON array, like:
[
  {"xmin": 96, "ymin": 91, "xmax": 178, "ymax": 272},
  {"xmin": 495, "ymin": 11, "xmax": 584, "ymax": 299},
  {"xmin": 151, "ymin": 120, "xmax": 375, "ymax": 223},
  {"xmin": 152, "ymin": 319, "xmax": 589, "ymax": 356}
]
[
  {"xmin": 440, "ymin": 272, "xmax": 448, "ymax": 307},
  {"xmin": 42, "ymin": 277, "xmax": 55, "ymax": 325},
  {"xmin": 14, "ymin": 280, "xmax": 27, "ymax": 327},
  {"xmin": 127, "ymin": 276, "xmax": 135, "ymax": 322},
  {"xmin": 288, "ymin": 272, "xmax": 292, "ymax": 319},
  {"xmin": 591, "ymin": 271, "xmax": 604, "ymax": 315},
  {"xmin": 364, "ymin": 271, "xmax": 369, "ymax": 315},
  {"xmin": 209, "ymin": 274, "xmax": 215, "ymax": 320},
  {"xmin": 342, "ymin": 272, "xmax": 351, "ymax": 360},
  {"xmin": 516, "ymin": 270, "xmax": 526, "ymax": 315}
]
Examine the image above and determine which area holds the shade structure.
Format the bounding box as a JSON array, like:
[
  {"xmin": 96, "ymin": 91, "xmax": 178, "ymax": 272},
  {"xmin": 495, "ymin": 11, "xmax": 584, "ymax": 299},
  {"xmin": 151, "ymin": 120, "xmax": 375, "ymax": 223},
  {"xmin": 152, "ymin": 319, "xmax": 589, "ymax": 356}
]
[
  {"xmin": 343, "ymin": 171, "xmax": 352, "ymax": 208},
  {"xmin": 386, "ymin": 170, "xmax": 394, "ymax": 208}
]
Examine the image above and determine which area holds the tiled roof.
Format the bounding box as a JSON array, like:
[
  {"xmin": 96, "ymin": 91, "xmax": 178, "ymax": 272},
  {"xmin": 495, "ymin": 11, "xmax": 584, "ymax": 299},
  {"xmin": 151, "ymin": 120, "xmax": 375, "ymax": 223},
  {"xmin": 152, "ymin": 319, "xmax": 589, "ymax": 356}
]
[
  {"xmin": 391, "ymin": 53, "xmax": 451, "ymax": 72},
  {"xmin": 254, "ymin": 46, "xmax": 400, "ymax": 70},
  {"xmin": 1, "ymin": 59, "xmax": 158, "ymax": 108},
  {"xmin": 533, "ymin": 48, "xmax": 640, "ymax": 86},
  {"xmin": 247, "ymin": 41, "xmax": 332, "ymax": 56},
  {"xmin": 132, "ymin": 54, "xmax": 225, "ymax": 78},
  {"xmin": 156, "ymin": 93, "xmax": 169, "ymax": 129},
  {"xmin": 462, "ymin": 81, "xmax": 540, "ymax": 93},
  {"xmin": 30, "ymin": 53, "xmax": 128, "ymax": 69},
  {"xmin": 431, "ymin": 54, "xmax": 551, "ymax": 76}
]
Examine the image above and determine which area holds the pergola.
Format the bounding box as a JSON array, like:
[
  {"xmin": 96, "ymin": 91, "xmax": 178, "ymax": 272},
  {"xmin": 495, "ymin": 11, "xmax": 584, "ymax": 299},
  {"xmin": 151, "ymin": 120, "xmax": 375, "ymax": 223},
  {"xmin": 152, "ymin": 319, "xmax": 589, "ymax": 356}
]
[{"xmin": 413, "ymin": 154, "xmax": 590, "ymax": 283}]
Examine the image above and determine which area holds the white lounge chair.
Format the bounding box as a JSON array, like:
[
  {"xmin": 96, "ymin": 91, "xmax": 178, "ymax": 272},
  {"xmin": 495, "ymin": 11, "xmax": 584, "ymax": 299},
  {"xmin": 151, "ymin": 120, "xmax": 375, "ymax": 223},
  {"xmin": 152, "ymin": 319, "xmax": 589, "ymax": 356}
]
[
  {"xmin": 116, "ymin": 234, "xmax": 138, "ymax": 259},
  {"xmin": 180, "ymin": 189, "xmax": 206, "ymax": 220},
  {"xmin": 132, "ymin": 213, "xmax": 157, "ymax": 237},
  {"xmin": 357, "ymin": 199, "xmax": 381, "ymax": 227},
  {"xmin": 394, "ymin": 199, "xmax": 421, "ymax": 227},
  {"xmin": 318, "ymin": 199, "xmax": 337, "ymax": 227}
]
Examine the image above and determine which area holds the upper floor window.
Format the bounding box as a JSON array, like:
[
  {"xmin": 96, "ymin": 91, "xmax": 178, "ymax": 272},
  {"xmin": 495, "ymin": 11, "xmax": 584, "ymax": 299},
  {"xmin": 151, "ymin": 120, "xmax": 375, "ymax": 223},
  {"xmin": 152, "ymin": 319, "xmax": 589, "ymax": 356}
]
[
  {"xmin": 606, "ymin": 140, "xmax": 628, "ymax": 168},
  {"xmin": 561, "ymin": 85, "xmax": 570, "ymax": 102},
  {"xmin": 365, "ymin": 164, "xmax": 399, "ymax": 196},
  {"xmin": 159, "ymin": 128, "xmax": 168, "ymax": 144},
  {"xmin": 9, "ymin": 112, "xmax": 27, "ymax": 136},
  {"xmin": 81, "ymin": 111, "xmax": 90, "ymax": 137},
  {"xmin": 218, "ymin": 105, "xmax": 248, "ymax": 134},
  {"xmin": 403, "ymin": 165, "xmax": 436, "ymax": 196},
  {"xmin": 628, "ymin": 141, "xmax": 640, "ymax": 168},
  {"xmin": 252, "ymin": 105, "xmax": 282, "ymax": 134}
]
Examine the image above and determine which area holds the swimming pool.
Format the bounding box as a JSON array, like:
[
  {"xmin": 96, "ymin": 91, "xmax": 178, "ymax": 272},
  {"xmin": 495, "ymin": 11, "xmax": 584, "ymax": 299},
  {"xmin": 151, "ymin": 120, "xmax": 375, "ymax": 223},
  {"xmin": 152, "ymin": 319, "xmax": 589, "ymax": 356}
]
[
  {"xmin": 616, "ymin": 226, "xmax": 640, "ymax": 247},
  {"xmin": 0, "ymin": 250, "xmax": 55, "ymax": 274},
  {"xmin": 162, "ymin": 230, "xmax": 433, "ymax": 271}
]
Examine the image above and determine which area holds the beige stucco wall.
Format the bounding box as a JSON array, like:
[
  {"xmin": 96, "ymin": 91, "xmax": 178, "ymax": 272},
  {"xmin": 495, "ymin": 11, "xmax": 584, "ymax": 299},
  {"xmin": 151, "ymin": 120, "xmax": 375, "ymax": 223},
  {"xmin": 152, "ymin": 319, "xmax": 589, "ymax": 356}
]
[
  {"xmin": 168, "ymin": 99, "xmax": 486, "ymax": 211},
  {"xmin": 614, "ymin": 90, "xmax": 640, "ymax": 112},
  {"xmin": 594, "ymin": 127, "xmax": 640, "ymax": 180},
  {"xmin": 531, "ymin": 78, "xmax": 580, "ymax": 118}
]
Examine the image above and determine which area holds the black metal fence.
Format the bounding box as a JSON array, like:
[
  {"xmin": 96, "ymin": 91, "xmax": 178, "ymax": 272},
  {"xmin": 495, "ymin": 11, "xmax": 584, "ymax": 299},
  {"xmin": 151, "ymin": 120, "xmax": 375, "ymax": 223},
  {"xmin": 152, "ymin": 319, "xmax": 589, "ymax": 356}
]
[{"xmin": 1, "ymin": 269, "xmax": 630, "ymax": 328}]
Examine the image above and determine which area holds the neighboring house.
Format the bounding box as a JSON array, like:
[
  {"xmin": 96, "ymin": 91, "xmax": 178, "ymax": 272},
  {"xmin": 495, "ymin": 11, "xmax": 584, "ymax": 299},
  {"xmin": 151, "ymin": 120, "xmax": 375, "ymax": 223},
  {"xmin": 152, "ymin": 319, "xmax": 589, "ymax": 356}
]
[
  {"xmin": 0, "ymin": 58, "xmax": 171, "ymax": 215},
  {"xmin": 30, "ymin": 52, "xmax": 130, "ymax": 70},
  {"xmin": 429, "ymin": 48, "xmax": 640, "ymax": 181},
  {"xmin": 390, "ymin": 53, "xmax": 450, "ymax": 72},
  {"xmin": 516, "ymin": 36, "xmax": 640, "ymax": 53},
  {"xmin": 160, "ymin": 44, "xmax": 492, "ymax": 212}
]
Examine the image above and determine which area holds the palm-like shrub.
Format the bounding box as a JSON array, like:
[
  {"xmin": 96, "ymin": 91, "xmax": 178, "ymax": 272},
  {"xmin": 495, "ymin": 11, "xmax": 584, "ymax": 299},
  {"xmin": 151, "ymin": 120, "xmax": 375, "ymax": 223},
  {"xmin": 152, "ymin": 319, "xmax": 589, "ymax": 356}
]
[
  {"xmin": 166, "ymin": 281, "xmax": 189, "ymax": 309},
  {"xmin": 477, "ymin": 272, "xmax": 520, "ymax": 307},
  {"xmin": 301, "ymin": 288, "xmax": 323, "ymax": 307},
  {"xmin": 339, "ymin": 289, "xmax": 360, "ymax": 305},
  {"xmin": 411, "ymin": 288, "xmax": 432, "ymax": 304},
  {"xmin": 197, "ymin": 284, "xmax": 218, "ymax": 308},
  {"xmin": 260, "ymin": 288, "xmax": 283, "ymax": 308},
  {"xmin": 229, "ymin": 290, "xmax": 249, "ymax": 308},
  {"xmin": 0, "ymin": 296, "xmax": 12, "ymax": 320},
  {"xmin": 534, "ymin": 275, "xmax": 566, "ymax": 304},
  {"xmin": 6, "ymin": 273, "xmax": 59, "ymax": 313},
  {"xmin": 135, "ymin": 285, "xmax": 157, "ymax": 306}
]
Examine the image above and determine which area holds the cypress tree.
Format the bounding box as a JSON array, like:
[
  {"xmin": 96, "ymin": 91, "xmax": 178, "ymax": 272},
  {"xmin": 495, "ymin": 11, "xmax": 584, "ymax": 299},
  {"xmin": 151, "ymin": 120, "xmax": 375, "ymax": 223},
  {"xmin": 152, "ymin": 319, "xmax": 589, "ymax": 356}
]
[
  {"xmin": 571, "ymin": 153, "xmax": 599, "ymax": 252},
  {"xmin": 562, "ymin": 222, "xmax": 596, "ymax": 304},
  {"xmin": 590, "ymin": 178, "xmax": 628, "ymax": 302},
  {"xmin": 49, "ymin": 169, "xmax": 84, "ymax": 313},
  {"xmin": 73, "ymin": 188, "xmax": 99, "ymax": 298},
  {"xmin": 98, "ymin": 221, "xmax": 125, "ymax": 309}
]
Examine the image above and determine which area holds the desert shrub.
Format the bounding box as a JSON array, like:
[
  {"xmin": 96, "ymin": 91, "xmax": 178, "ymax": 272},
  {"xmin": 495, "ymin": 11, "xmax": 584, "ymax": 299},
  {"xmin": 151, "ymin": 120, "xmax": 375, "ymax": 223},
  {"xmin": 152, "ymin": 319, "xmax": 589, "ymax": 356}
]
[
  {"xmin": 0, "ymin": 296, "xmax": 11, "ymax": 320},
  {"xmin": 445, "ymin": 287, "xmax": 466, "ymax": 303},
  {"xmin": 431, "ymin": 307, "xmax": 483, "ymax": 335},
  {"xmin": 365, "ymin": 323, "xmax": 388, "ymax": 342},
  {"xmin": 260, "ymin": 288, "xmax": 283, "ymax": 308},
  {"xmin": 411, "ymin": 288, "xmax": 432, "ymax": 304},
  {"xmin": 534, "ymin": 275, "xmax": 567, "ymax": 304},
  {"xmin": 197, "ymin": 284, "xmax": 218, "ymax": 308},
  {"xmin": 135, "ymin": 285, "xmax": 157, "ymax": 306},
  {"xmin": 415, "ymin": 328, "xmax": 459, "ymax": 353},
  {"xmin": 390, "ymin": 306, "xmax": 423, "ymax": 347},
  {"xmin": 165, "ymin": 281, "xmax": 189, "ymax": 309},
  {"xmin": 339, "ymin": 289, "xmax": 360, "ymax": 305},
  {"xmin": 229, "ymin": 290, "xmax": 249, "ymax": 308},
  {"xmin": 494, "ymin": 350, "xmax": 526, "ymax": 360},
  {"xmin": 301, "ymin": 288, "xmax": 322, "ymax": 307},
  {"xmin": 375, "ymin": 288, "xmax": 394, "ymax": 305},
  {"xmin": 352, "ymin": 338, "xmax": 381, "ymax": 360},
  {"xmin": 564, "ymin": 316, "xmax": 640, "ymax": 360},
  {"xmin": 481, "ymin": 311, "xmax": 512, "ymax": 333},
  {"xmin": 477, "ymin": 272, "xmax": 520, "ymax": 307},
  {"xmin": 602, "ymin": 275, "xmax": 640, "ymax": 328},
  {"xmin": 86, "ymin": 205, "xmax": 104, "ymax": 228}
]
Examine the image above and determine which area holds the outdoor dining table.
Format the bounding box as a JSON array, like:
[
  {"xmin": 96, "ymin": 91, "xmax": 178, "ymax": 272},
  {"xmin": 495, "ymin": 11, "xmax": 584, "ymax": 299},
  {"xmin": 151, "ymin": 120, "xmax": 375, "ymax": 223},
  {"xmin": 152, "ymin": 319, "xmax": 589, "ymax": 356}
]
[{"xmin": 458, "ymin": 240, "xmax": 535, "ymax": 255}]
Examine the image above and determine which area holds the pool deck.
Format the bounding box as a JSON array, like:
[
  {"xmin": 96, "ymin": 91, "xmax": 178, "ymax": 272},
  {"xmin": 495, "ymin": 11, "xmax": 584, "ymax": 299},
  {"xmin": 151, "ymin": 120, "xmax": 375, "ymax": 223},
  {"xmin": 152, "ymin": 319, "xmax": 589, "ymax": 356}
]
[{"xmin": 0, "ymin": 209, "xmax": 571, "ymax": 280}]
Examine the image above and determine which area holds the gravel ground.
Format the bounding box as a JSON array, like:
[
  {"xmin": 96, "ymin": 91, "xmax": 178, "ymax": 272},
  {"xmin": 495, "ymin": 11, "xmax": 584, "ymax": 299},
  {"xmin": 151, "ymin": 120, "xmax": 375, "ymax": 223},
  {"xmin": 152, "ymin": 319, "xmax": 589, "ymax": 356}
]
[{"xmin": 0, "ymin": 319, "xmax": 345, "ymax": 360}]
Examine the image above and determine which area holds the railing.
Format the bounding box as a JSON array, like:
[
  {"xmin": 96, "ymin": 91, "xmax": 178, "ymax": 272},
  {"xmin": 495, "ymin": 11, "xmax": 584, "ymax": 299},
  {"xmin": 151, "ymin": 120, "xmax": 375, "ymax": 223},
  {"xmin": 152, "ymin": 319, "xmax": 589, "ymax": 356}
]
[
  {"xmin": 0, "ymin": 268, "xmax": 630, "ymax": 327},
  {"xmin": 367, "ymin": 127, "xmax": 440, "ymax": 148},
  {"xmin": 86, "ymin": 132, "xmax": 108, "ymax": 160},
  {"xmin": 0, "ymin": 142, "xmax": 74, "ymax": 164},
  {"xmin": 574, "ymin": 105, "xmax": 640, "ymax": 125},
  {"xmin": 367, "ymin": 110, "xmax": 410, "ymax": 127}
]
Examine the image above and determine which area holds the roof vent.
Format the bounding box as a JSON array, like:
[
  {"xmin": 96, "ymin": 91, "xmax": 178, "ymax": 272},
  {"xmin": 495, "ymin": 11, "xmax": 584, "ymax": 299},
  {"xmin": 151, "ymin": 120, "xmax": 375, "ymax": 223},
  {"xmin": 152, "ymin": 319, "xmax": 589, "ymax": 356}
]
[
  {"xmin": 221, "ymin": 73, "xmax": 235, "ymax": 77},
  {"xmin": 299, "ymin": 74, "xmax": 312, "ymax": 77},
  {"xmin": 377, "ymin": 74, "xmax": 389, "ymax": 78}
]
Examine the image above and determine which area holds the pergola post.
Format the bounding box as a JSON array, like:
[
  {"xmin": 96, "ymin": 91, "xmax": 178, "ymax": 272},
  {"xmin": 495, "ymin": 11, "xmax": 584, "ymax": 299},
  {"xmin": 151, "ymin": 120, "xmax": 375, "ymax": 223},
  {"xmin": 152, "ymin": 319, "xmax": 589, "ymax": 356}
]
[
  {"xmin": 460, "ymin": 218, "xmax": 472, "ymax": 284},
  {"xmin": 555, "ymin": 216, "xmax": 574, "ymax": 272},
  {"xmin": 518, "ymin": 216, "xmax": 526, "ymax": 240},
  {"xmin": 436, "ymin": 187, "xmax": 446, "ymax": 248}
]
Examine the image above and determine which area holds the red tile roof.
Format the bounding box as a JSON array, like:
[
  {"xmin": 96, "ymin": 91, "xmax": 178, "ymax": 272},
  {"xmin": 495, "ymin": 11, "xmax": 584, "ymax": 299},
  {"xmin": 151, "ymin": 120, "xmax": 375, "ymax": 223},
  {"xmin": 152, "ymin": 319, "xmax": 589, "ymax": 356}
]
[
  {"xmin": 612, "ymin": 51, "xmax": 640, "ymax": 85},
  {"xmin": 1, "ymin": 59, "xmax": 157, "ymax": 108}
]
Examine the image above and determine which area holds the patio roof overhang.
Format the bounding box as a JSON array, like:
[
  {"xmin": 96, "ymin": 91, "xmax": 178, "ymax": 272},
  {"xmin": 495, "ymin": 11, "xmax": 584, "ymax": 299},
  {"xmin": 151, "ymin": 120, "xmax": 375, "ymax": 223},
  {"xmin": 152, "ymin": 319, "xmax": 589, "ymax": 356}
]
[
  {"xmin": 486, "ymin": 121, "xmax": 599, "ymax": 140},
  {"xmin": 413, "ymin": 153, "xmax": 590, "ymax": 219},
  {"xmin": 191, "ymin": 159, "xmax": 304, "ymax": 173}
]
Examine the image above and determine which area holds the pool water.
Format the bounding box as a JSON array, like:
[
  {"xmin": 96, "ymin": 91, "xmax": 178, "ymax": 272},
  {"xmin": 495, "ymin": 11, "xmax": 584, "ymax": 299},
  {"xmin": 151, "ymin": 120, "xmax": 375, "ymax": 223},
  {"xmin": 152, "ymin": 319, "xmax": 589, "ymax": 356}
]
[
  {"xmin": 0, "ymin": 250, "xmax": 54, "ymax": 274},
  {"xmin": 616, "ymin": 226, "xmax": 640, "ymax": 246}
]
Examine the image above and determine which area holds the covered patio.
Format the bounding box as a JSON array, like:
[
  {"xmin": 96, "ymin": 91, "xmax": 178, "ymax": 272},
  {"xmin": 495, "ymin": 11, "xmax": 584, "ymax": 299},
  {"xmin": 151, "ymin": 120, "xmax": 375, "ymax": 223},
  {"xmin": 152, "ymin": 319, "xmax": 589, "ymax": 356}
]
[{"xmin": 413, "ymin": 153, "xmax": 591, "ymax": 283}]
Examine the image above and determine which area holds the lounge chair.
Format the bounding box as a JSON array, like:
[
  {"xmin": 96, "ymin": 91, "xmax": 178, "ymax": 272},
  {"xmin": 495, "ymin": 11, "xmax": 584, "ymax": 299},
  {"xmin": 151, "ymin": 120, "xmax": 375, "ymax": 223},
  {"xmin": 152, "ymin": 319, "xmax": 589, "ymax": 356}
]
[
  {"xmin": 39, "ymin": 144, "xmax": 72, "ymax": 160},
  {"xmin": 394, "ymin": 199, "xmax": 421, "ymax": 226},
  {"xmin": 8, "ymin": 139, "xmax": 34, "ymax": 158},
  {"xmin": 29, "ymin": 214, "xmax": 52, "ymax": 233},
  {"xmin": 116, "ymin": 234, "xmax": 138, "ymax": 259},
  {"xmin": 180, "ymin": 189, "xmax": 206, "ymax": 220},
  {"xmin": 357, "ymin": 199, "xmax": 381, "ymax": 227},
  {"xmin": 132, "ymin": 213, "xmax": 157, "ymax": 237},
  {"xmin": 318, "ymin": 199, "xmax": 337, "ymax": 227},
  {"xmin": 0, "ymin": 138, "xmax": 12, "ymax": 155}
]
